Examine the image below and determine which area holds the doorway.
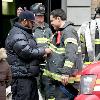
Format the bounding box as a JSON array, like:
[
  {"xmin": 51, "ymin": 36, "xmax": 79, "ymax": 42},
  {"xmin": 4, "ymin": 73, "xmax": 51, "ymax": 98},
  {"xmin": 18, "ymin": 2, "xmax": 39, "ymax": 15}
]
[{"xmin": 1, "ymin": 0, "xmax": 61, "ymax": 47}]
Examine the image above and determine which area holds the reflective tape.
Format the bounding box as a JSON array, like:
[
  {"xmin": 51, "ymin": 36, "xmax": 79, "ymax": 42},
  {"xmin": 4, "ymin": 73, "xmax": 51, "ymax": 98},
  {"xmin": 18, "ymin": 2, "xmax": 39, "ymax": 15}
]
[
  {"xmin": 77, "ymin": 46, "xmax": 81, "ymax": 53},
  {"xmin": 42, "ymin": 69, "xmax": 76, "ymax": 84},
  {"xmin": 93, "ymin": 85, "xmax": 100, "ymax": 91},
  {"xmin": 80, "ymin": 34, "xmax": 85, "ymax": 42},
  {"xmin": 84, "ymin": 62, "xmax": 92, "ymax": 65},
  {"xmin": 43, "ymin": 69, "xmax": 61, "ymax": 81},
  {"xmin": 68, "ymin": 75, "xmax": 80, "ymax": 83},
  {"xmin": 64, "ymin": 38, "xmax": 78, "ymax": 46},
  {"xmin": 48, "ymin": 98, "xmax": 55, "ymax": 100},
  {"xmin": 49, "ymin": 43, "xmax": 65, "ymax": 54},
  {"xmin": 75, "ymin": 75, "xmax": 81, "ymax": 82},
  {"xmin": 68, "ymin": 77, "xmax": 75, "ymax": 83},
  {"xmin": 36, "ymin": 38, "xmax": 50, "ymax": 43},
  {"xmin": 96, "ymin": 79, "xmax": 100, "ymax": 84},
  {"xmin": 94, "ymin": 39, "xmax": 100, "ymax": 44},
  {"xmin": 64, "ymin": 61, "xmax": 74, "ymax": 68}
]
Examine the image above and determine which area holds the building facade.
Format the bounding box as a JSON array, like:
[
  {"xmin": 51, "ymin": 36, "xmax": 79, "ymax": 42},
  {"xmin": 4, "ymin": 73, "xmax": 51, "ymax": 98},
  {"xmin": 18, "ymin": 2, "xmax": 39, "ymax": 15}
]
[
  {"xmin": 0, "ymin": 0, "xmax": 100, "ymax": 47},
  {"xmin": 62, "ymin": 0, "xmax": 100, "ymax": 29}
]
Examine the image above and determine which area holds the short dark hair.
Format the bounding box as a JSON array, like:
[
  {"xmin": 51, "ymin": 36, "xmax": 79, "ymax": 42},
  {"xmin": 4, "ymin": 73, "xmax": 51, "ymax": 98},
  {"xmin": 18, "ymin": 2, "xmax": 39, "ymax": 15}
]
[
  {"xmin": 96, "ymin": 7, "xmax": 100, "ymax": 15},
  {"xmin": 50, "ymin": 9, "xmax": 66, "ymax": 20}
]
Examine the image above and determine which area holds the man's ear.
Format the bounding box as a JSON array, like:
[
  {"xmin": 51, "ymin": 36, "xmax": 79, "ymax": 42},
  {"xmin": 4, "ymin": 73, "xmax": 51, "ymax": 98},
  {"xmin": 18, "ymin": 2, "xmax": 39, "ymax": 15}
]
[
  {"xmin": 23, "ymin": 19, "xmax": 28, "ymax": 25},
  {"xmin": 57, "ymin": 17, "xmax": 61, "ymax": 21},
  {"xmin": 21, "ymin": 19, "xmax": 27, "ymax": 26},
  {"xmin": 23, "ymin": 19, "xmax": 27, "ymax": 23}
]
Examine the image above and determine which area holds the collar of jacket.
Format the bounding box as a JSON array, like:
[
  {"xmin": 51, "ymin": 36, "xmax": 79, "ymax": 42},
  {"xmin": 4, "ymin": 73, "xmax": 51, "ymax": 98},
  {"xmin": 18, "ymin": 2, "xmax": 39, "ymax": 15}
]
[
  {"xmin": 11, "ymin": 17, "xmax": 19, "ymax": 23},
  {"xmin": 36, "ymin": 22, "xmax": 49, "ymax": 29},
  {"xmin": 14, "ymin": 22, "xmax": 32, "ymax": 34},
  {"xmin": 59, "ymin": 21, "xmax": 74, "ymax": 31},
  {"xmin": 10, "ymin": 17, "xmax": 19, "ymax": 27}
]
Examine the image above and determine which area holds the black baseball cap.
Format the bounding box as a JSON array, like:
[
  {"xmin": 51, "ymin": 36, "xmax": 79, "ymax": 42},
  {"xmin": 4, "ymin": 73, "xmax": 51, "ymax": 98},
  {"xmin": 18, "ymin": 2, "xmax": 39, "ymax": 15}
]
[{"xmin": 19, "ymin": 10, "xmax": 35, "ymax": 21}]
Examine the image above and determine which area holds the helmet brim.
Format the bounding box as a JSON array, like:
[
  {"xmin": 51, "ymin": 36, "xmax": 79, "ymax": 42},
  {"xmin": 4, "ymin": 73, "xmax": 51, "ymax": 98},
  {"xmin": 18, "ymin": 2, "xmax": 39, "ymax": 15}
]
[{"xmin": 35, "ymin": 13, "xmax": 44, "ymax": 16}]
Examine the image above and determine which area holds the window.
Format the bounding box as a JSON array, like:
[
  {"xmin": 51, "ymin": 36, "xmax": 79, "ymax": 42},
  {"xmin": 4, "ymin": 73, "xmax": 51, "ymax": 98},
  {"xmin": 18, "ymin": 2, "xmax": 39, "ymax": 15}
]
[{"xmin": 2, "ymin": 0, "xmax": 15, "ymax": 15}]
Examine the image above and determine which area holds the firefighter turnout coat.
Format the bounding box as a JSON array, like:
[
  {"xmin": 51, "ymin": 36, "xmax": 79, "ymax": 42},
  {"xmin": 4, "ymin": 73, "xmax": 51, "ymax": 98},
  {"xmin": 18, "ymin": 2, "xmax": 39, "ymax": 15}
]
[
  {"xmin": 32, "ymin": 22, "xmax": 52, "ymax": 48},
  {"xmin": 42, "ymin": 21, "xmax": 81, "ymax": 100},
  {"xmin": 77, "ymin": 18, "xmax": 100, "ymax": 63},
  {"xmin": 47, "ymin": 21, "xmax": 80, "ymax": 76}
]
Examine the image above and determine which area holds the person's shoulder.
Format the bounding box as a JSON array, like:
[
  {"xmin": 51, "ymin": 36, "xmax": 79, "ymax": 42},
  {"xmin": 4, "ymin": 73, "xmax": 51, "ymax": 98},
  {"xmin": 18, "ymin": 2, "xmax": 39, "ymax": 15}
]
[
  {"xmin": 64, "ymin": 21, "xmax": 74, "ymax": 30},
  {"xmin": 44, "ymin": 22, "xmax": 50, "ymax": 28},
  {"xmin": 81, "ymin": 20, "xmax": 90, "ymax": 26},
  {"xmin": 10, "ymin": 17, "xmax": 19, "ymax": 26},
  {"xmin": 95, "ymin": 18, "xmax": 100, "ymax": 22}
]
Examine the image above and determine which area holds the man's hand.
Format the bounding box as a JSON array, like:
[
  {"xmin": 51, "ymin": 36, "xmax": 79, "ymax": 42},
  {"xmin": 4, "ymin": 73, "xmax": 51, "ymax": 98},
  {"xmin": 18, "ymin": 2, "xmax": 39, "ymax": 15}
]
[
  {"xmin": 44, "ymin": 48, "xmax": 52, "ymax": 58},
  {"xmin": 61, "ymin": 75, "xmax": 69, "ymax": 86}
]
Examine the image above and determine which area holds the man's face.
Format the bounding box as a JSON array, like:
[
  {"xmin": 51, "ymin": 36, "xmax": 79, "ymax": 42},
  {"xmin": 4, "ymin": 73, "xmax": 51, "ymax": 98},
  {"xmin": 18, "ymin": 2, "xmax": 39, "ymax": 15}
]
[
  {"xmin": 50, "ymin": 15, "xmax": 61, "ymax": 30},
  {"xmin": 24, "ymin": 20, "xmax": 35, "ymax": 29},
  {"xmin": 35, "ymin": 15, "xmax": 44, "ymax": 24},
  {"xmin": 17, "ymin": 7, "xmax": 24, "ymax": 17}
]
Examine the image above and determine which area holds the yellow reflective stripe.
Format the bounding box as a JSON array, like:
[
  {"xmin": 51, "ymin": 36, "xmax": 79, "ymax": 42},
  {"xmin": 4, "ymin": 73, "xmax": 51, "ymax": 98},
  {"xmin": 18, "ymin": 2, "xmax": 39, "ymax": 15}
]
[
  {"xmin": 43, "ymin": 69, "xmax": 61, "ymax": 81},
  {"xmin": 94, "ymin": 39, "xmax": 100, "ymax": 44},
  {"xmin": 80, "ymin": 34, "xmax": 85, "ymax": 42},
  {"xmin": 49, "ymin": 43, "xmax": 57, "ymax": 49},
  {"xmin": 75, "ymin": 75, "xmax": 81, "ymax": 82},
  {"xmin": 49, "ymin": 47, "xmax": 65, "ymax": 54},
  {"xmin": 78, "ymin": 46, "xmax": 81, "ymax": 53},
  {"xmin": 68, "ymin": 77, "xmax": 75, "ymax": 83},
  {"xmin": 96, "ymin": 79, "xmax": 100, "ymax": 84},
  {"xmin": 84, "ymin": 62, "xmax": 92, "ymax": 65},
  {"xmin": 43, "ymin": 69, "xmax": 82, "ymax": 84},
  {"xmin": 68, "ymin": 75, "xmax": 80, "ymax": 83},
  {"xmin": 49, "ymin": 43, "xmax": 65, "ymax": 54},
  {"xmin": 43, "ymin": 69, "xmax": 75, "ymax": 83},
  {"xmin": 36, "ymin": 38, "xmax": 50, "ymax": 43},
  {"xmin": 57, "ymin": 48, "xmax": 65, "ymax": 52},
  {"xmin": 64, "ymin": 61, "xmax": 74, "ymax": 68},
  {"xmin": 93, "ymin": 86, "xmax": 100, "ymax": 91},
  {"xmin": 64, "ymin": 38, "xmax": 78, "ymax": 46},
  {"xmin": 48, "ymin": 98, "xmax": 55, "ymax": 100}
]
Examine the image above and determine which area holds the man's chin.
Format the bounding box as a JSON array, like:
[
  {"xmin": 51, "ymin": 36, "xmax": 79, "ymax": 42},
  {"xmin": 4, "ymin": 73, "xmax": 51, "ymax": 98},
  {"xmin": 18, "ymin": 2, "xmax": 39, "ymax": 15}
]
[{"xmin": 54, "ymin": 27, "xmax": 58, "ymax": 30}]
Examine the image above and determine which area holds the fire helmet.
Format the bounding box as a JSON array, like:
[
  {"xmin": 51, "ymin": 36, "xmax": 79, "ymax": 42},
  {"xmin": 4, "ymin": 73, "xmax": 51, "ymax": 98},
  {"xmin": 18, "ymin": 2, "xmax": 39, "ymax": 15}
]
[{"xmin": 30, "ymin": 3, "xmax": 45, "ymax": 16}]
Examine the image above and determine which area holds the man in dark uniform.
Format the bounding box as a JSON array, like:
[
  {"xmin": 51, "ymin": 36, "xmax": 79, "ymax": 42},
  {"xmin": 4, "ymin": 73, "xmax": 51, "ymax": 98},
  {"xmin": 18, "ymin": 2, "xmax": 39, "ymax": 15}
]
[
  {"xmin": 5, "ymin": 10, "xmax": 52, "ymax": 100},
  {"xmin": 43, "ymin": 9, "xmax": 81, "ymax": 100},
  {"xmin": 30, "ymin": 3, "xmax": 52, "ymax": 99}
]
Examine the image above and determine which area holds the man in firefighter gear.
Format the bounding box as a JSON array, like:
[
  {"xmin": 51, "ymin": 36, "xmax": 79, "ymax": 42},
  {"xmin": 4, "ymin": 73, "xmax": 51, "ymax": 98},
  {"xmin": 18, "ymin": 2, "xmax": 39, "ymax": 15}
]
[
  {"xmin": 41, "ymin": 9, "xmax": 81, "ymax": 100},
  {"xmin": 77, "ymin": 7, "xmax": 100, "ymax": 66},
  {"xmin": 30, "ymin": 3, "xmax": 52, "ymax": 48},
  {"xmin": 30, "ymin": 3, "xmax": 52, "ymax": 99}
]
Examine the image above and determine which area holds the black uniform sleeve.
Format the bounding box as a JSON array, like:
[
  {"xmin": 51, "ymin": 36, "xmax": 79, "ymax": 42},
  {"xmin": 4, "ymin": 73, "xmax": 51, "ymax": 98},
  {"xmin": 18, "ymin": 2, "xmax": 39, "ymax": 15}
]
[{"xmin": 63, "ymin": 26, "xmax": 78, "ymax": 75}]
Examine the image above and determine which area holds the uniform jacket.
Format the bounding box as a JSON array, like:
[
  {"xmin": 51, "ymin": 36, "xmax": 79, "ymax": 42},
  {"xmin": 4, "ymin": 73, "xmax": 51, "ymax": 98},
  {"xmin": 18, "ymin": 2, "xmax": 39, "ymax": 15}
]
[
  {"xmin": 47, "ymin": 21, "xmax": 80, "ymax": 75},
  {"xmin": 0, "ymin": 48, "xmax": 12, "ymax": 100},
  {"xmin": 32, "ymin": 22, "xmax": 52, "ymax": 48},
  {"xmin": 77, "ymin": 18, "xmax": 100, "ymax": 62},
  {"xmin": 5, "ymin": 22, "xmax": 45, "ymax": 78}
]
